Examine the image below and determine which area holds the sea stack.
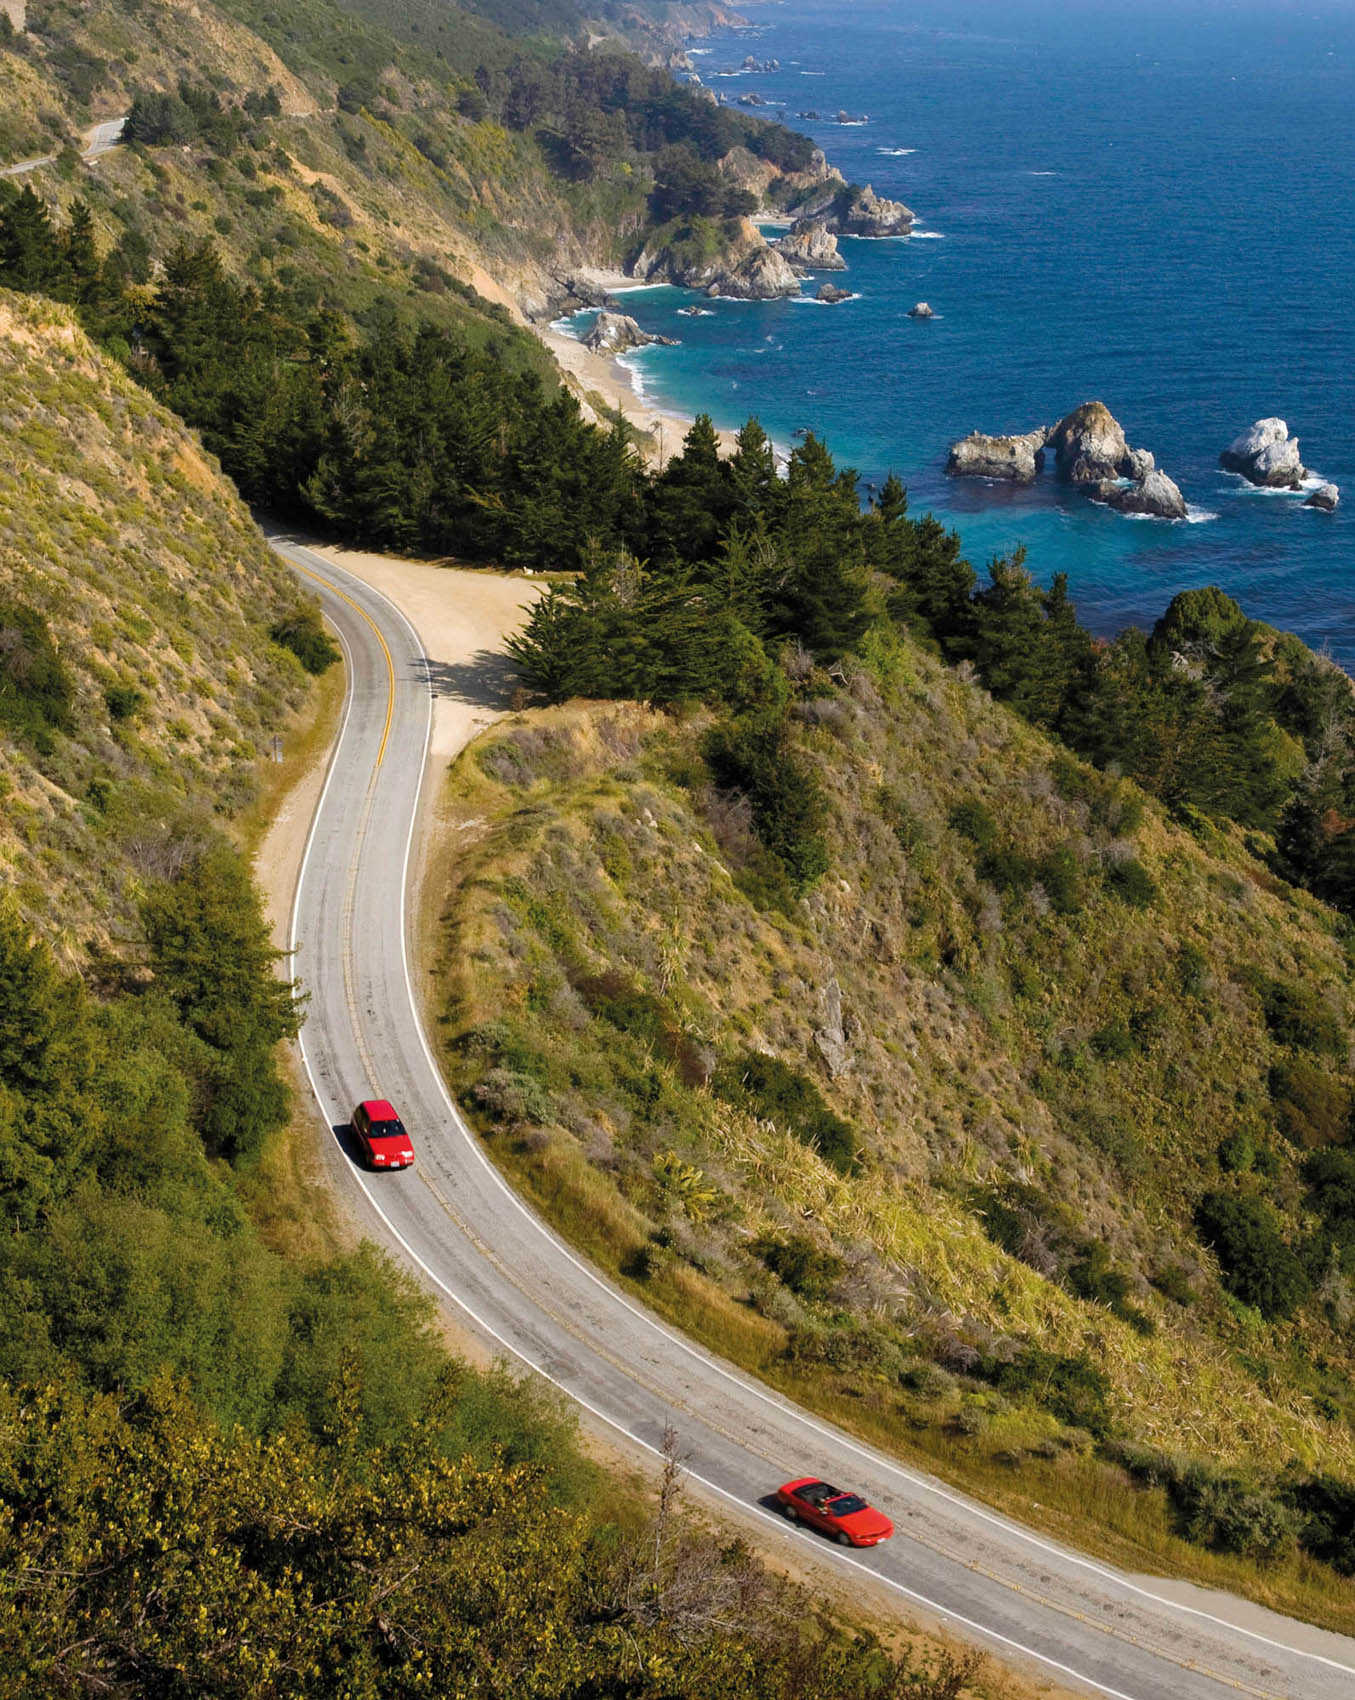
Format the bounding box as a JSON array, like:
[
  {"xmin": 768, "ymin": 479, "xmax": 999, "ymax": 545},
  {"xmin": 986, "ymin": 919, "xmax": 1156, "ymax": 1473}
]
[
  {"xmin": 581, "ymin": 312, "xmax": 677, "ymax": 355},
  {"xmin": 816, "ymin": 283, "xmax": 852, "ymax": 304},
  {"xmin": 1049, "ymin": 401, "xmax": 1131, "ymax": 484},
  {"xmin": 1220, "ymin": 419, "xmax": 1307, "ymax": 489},
  {"xmin": 1092, "ymin": 469, "xmax": 1188, "ymax": 521},
  {"xmin": 908, "ymin": 301, "xmax": 935, "ymax": 319},
  {"xmin": 1305, "ymin": 483, "xmax": 1340, "ymax": 511},
  {"xmin": 945, "ymin": 428, "xmax": 1050, "ymax": 484}
]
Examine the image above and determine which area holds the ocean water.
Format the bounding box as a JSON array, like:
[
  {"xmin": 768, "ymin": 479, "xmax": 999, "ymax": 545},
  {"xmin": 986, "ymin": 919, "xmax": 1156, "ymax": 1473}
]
[{"xmin": 563, "ymin": 0, "xmax": 1355, "ymax": 659}]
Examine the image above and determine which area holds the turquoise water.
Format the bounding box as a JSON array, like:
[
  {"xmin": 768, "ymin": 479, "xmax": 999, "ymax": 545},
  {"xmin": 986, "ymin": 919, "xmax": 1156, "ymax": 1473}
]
[{"xmin": 563, "ymin": 0, "xmax": 1355, "ymax": 657}]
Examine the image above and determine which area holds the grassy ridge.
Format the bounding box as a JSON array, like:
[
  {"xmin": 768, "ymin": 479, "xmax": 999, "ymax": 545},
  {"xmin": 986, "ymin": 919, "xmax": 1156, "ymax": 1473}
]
[
  {"xmin": 430, "ymin": 642, "xmax": 1355, "ymax": 1620},
  {"xmin": 0, "ymin": 289, "xmax": 311, "ymax": 954}
]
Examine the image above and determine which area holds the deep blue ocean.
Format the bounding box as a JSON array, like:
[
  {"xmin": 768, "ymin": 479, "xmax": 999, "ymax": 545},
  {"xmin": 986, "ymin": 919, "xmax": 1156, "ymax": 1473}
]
[{"xmin": 561, "ymin": 0, "xmax": 1354, "ymax": 659}]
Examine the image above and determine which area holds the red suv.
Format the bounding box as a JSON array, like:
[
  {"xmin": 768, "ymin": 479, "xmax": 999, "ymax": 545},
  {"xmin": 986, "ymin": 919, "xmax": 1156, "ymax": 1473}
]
[{"xmin": 351, "ymin": 1099, "xmax": 415, "ymax": 1170}]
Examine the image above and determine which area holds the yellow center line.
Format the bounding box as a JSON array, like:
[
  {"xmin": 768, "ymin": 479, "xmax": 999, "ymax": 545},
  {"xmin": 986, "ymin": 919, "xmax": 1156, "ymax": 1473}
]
[{"xmin": 292, "ymin": 559, "xmax": 396, "ymax": 767}]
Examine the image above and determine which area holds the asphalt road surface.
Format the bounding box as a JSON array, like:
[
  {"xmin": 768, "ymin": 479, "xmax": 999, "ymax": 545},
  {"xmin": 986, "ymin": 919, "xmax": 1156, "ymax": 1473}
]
[
  {"xmin": 1, "ymin": 115, "xmax": 125, "ymax": 178},
  {"xmin": 276, "ymin": 536, "xmax": 1355, "ymax": 1700}
]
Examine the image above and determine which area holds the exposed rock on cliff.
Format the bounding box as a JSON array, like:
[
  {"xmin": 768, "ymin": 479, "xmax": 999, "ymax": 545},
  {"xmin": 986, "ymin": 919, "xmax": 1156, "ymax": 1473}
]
[
  {"xmin": 789, "ymin": 181, "xmax": 914, "ymax": 237},
  {"xmin": 1092, "ymin": 469, "xmax": 1188, "ymax": 521},
  {"xmin": 581, "ymin": 312, "xmax": 677, "ymax": 355},
  {"xmin": 1221, "ymin": 418, "xmax": 1307, "ymax": 489},
  {"xmin": 773, "ymin": 221, "xmax": 845, "ymax": 270},
  {"xmin": 1305, "ymin": 483, "xmax": 1340, "ymax": 511},
  {"xmin": 631, "ymin": 216, "xmax": 791, "ymax": 296},
  {"xmin": 706, "ymin": 243, "xmax": 801, "ymax": 299},
  {"xmin": 946, "ymin": 428, "xmax": 1050, "ymax": 484}
]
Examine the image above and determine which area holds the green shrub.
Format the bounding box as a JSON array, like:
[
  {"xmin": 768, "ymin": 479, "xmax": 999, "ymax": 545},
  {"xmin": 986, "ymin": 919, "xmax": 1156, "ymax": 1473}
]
[
  {"xmin": 753, "ymin": 1233, "xmax": 843, "ymax": 1301},
  {"xmin": 1105, "ymin": 856, "xmax": 1158, "ymax": 907},
  {"xmin": 1285, "ymin": 1474, "xmax": 1355, "ymax": 1574},
  {"xmin": 270, "ymin": 605, "xmax": 341, "ymax": 675},
  {"xmin": 949, "ymin": 798, "xmax": 998, "ymax": 853},
  {"xmin": 1268, "ymin": 1057, "xmax": 1351, "ymax": 1148},
  {"xmin": 1038, "ymin": 844, "xmax": 1084, "ymax": 914},
  {"xmin": 981, "ymin": 1347, "xmax": 1113, "ymax": 1439},
  {"xmin": 714, "ymin": 1050, "xmax": 857, "ymax": 1174},
  {"xmin": 1194, "ymin": 1191, "xmax": 1310, "ymax": 1320},
  {"xmin": 1172, "ymin": 1463, "xmax": 1297, "ymax": 1561},
  {"xmin": 104, "ymin": 684, "xmax": 143, "ymax": 722},
  {"xmin": 0, "ymin": 598, "xmax": 73, "ymax": 747},
  {"xmin": 705, "ymin": 710, "xmax": 829, "ymax": 893},
  {"xmin": 1218, "ymin": 1130, "xmax": 1255, "ymax": 1173},
  {"xmin": 1258, "ymin": 979, "xmax": 1346, "ymax": 1056}
]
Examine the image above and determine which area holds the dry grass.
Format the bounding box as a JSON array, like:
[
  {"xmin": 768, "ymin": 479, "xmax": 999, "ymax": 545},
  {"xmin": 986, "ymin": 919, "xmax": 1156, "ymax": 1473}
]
[{"xmin": 423, "ymin": 675, "xmax": 1355, "ymax": 1633}]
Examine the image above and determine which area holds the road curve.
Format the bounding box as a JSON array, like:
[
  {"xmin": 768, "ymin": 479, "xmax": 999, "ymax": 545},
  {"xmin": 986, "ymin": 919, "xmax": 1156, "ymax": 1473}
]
[
  {"xmin": 1, "ymin": 114, "xmax": 125, "ymax": 179},
  {"xmin": 275, "ymin": 535, "xmax": 1355, "ymax": 1700}
]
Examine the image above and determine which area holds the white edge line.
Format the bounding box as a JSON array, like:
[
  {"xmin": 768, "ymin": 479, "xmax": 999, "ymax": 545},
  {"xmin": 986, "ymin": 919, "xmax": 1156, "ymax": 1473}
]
[{"xmin": 277, "ymin": 540, "xmax": 1355, "ymax": 1688}]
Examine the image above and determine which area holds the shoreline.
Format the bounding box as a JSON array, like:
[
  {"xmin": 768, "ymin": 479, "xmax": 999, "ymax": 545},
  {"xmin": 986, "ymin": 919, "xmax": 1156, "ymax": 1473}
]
[{"xmin": 535, "ymin": 277, "xmax": 741, "ymax": 468}]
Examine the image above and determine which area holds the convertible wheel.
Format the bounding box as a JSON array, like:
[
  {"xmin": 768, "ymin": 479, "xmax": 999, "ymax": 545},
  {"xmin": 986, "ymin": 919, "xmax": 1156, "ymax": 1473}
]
[
  {"xmin": 782, "ymin": 1504, "xmax": 798, "ymax": 1522},
  {"xmin": 837, "ymin": 1530, "xmax": 853, "ymax": 1547}
]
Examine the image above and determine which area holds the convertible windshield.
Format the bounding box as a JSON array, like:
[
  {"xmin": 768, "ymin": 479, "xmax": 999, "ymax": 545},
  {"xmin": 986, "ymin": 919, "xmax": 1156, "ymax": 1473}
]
[{"xmin": 828, "ymin": 1494, "xmax": 867, "ymax": 1516}]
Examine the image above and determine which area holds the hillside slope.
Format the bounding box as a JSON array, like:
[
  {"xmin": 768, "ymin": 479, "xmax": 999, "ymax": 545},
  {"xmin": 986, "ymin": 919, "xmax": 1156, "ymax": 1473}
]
[
  {"xmin": 0, "ymin": 288, "xmax": 311, "ymax": 957},
  {"xmin": 433, "ymin": 628, "xmax": 1355, "ymax": 1599}
]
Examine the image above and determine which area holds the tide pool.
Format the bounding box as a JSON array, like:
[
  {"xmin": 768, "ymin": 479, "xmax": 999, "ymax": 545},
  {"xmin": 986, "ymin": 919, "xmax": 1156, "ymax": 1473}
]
[{"xmin": 569, "ymin": 0, "xmax": 1355, "ymax": 660}]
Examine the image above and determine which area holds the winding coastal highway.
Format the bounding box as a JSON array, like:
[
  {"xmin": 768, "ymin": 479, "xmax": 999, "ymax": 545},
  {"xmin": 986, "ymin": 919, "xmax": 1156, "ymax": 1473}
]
[{"xmin": 276, "ymin": 536, "xmax": 1355, "ymax": 1700}]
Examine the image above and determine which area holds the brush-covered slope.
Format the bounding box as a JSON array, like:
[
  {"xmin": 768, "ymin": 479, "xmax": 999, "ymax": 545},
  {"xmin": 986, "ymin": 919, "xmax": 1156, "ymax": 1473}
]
[
  {"xmin": 0, "ymin": 287, "xmax": 312, "ymax": 957},
  {"xmin": 1, "ymin": 0, "xmax": 810, "ymax": 328},
  {"xmin": 434, "ymin": 627, "xmax": 1355, "ymax": 1596}
]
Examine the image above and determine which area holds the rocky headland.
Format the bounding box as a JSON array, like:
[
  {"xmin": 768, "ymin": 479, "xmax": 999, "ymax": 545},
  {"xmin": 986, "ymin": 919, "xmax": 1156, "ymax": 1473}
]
[
  {"xmin": 1220, "ymin": 418, "xmax": 1307, "ymax": 489},
  {"xmin": 948, "ymin": 402, "xmax": 1188, "ymax": 519}
]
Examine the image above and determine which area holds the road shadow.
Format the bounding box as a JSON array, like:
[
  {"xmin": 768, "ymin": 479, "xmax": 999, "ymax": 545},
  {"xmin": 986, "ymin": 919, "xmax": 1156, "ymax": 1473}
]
[
  {"xmin": 331, "ymin": 1121, "xmax": 368, "ymax": 1169},
  {"xmin": 421, "ymin": 650, "xmax": 521, "ymax": 712}
]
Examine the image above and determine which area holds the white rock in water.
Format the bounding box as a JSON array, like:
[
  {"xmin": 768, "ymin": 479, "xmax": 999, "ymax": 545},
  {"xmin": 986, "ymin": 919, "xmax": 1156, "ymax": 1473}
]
[
  {"xmin": 1220, "ymin": 417, "xmax": 1306, "ymax": 488},
  {"xmin": 1305, "ymin": 483, "xmax": 1340, "ymax": 512},
  {"xmin": 908, "ymin": 301, "xmax": 935, "ymax": 318}
]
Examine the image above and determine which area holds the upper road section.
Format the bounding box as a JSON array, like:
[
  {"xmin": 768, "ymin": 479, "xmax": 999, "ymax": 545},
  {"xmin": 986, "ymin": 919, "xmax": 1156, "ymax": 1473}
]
[{"xmin": 276, "ymin": 536, "xmax": 1355, "ymax": 1700}]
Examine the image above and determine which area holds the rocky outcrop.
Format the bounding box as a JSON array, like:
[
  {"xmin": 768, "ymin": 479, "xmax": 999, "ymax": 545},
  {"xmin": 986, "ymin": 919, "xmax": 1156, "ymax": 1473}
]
[
  {"xmin": 719, "ymin": 144, "xmax": 839, "ymax": 216},
  {"xmin": 946, "ymin": 428, "xmax": 1050, "ymax": 484},
  {"xmin": 1049, "ymin": 401, "xmax": 1131, "ymax": 484},
  {"xmin": 1220, "ymin": 418, "xmax": 1307, "ymax": 489},
  {"xmin": 1305, "ymin": 483, "xmax": 1340, "ymax": 512},
  {"xmin": 773, "ymin": 221, "xmax": 845, "ymax": 271},
  {"xmin": 1091, "ymin": 469, "xmax": 1188, "ymax": 521},
  {"xmin": 632, "ymin": 217, "xmax": 797, "ymax": 299},
  {"xmin": 581, "ymin": 312, "xmax": 677, "ymax": 355},
  {"xmin": 815, "ymin": 283, "xmax": 852, "ymax": 304},
  {"xmin": 949, "ymin": 403, "xmax": 1188, "ymax": 515},
  {"xmin": 788, "ymin": 180, "xmax": 913, "ymax": 237},
  {"xmin": 908, "ymin": 301, "xmax": 934, "ymax": 319},
  {"xmin": 706, "ymin": 243, "xmax": 801, "ymax": 299}
]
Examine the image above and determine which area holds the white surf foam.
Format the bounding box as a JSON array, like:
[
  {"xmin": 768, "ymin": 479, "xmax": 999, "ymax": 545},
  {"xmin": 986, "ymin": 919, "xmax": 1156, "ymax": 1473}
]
[
  {"xmin": 910, "ymin": 229, "xmax": 946, "ymax": 239},
  {"xmin": 1184, "ymin": 507, "xmax": 1219, "ymax": 524},
  {"xmin": 877, "ymin": 147, "xmax": 916, "ymax": 155}
]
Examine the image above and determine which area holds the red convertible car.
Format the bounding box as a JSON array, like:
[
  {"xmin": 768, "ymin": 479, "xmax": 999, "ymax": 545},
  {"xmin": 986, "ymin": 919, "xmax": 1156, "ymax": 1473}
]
[{"xmin": 776, "ymin": 1477, "xmax": 894, "ymax": 1547}]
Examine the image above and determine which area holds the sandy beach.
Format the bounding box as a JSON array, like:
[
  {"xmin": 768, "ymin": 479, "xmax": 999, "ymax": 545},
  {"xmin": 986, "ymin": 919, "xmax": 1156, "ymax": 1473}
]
[{"xmin": 538, "ymin": 308, "xmax": 740, "ymax": 466}]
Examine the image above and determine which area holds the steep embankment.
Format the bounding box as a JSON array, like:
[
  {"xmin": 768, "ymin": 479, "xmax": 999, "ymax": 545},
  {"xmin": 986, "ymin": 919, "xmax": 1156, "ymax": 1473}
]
[
  {"xmin": 0, "ymin": 288, "xmax": 312, "ymax": 957},
  {"xmin": 433, "ymin": 631, "xmax": 1355, "ymax": 1604}
]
